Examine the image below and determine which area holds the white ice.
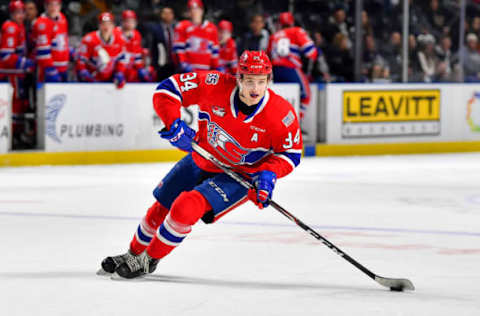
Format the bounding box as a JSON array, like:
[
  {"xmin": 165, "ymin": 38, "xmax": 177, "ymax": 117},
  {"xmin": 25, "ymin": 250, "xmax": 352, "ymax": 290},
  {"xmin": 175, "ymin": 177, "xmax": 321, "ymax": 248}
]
[{"xmin": 1, "ymin": 153, "xmax": 480, "ymax": 316}]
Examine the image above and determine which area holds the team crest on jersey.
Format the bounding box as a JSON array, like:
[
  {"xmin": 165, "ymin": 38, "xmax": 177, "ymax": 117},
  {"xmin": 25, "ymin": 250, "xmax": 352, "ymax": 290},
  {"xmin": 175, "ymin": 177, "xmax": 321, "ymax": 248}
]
[
  {"xmin": 212, "ymin": 105, "xmax": 225, "ymax": 117},
  {"xmin": 7, "ymin": 26, "xmax": 15, "ymax": 34},
  {"xmin": 206, "ymin": 122, "xmax": 249, "ymax": 164},
  {"xmin": 205, "ymin": 73, "xmax": 219, "ymax": 85}
]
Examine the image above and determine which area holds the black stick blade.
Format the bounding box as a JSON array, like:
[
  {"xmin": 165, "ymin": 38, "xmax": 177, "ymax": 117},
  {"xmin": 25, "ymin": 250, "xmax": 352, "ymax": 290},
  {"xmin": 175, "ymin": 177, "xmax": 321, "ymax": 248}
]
[{"xmin": 375, "ymin": 276, "xmax": 415, "ymax": 291}]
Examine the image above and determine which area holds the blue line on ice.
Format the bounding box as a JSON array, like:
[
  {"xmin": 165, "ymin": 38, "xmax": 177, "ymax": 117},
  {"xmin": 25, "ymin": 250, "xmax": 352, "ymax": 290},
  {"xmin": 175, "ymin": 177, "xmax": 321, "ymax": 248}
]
[{"xmin": 1, "ymin": 210, "xmax": 479, "ymax": 237}]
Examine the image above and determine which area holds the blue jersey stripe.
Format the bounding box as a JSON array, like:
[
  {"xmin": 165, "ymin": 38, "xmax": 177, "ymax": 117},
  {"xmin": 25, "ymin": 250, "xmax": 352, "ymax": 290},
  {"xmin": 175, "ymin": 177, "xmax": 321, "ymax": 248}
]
[
  {"xmin": 156, "ymin": 77, "xmax": 182, "ymax": 101},
  {"xmin": 244, "ymin": 150, "xmax": 270, "ymax": 164},
  {"xmin": 302, "ymin": 44, "xmax": 315, "ymax": 55},
  {"xmin": 280, "ymin": 152, "xmax": 301, "ymax": 167}
]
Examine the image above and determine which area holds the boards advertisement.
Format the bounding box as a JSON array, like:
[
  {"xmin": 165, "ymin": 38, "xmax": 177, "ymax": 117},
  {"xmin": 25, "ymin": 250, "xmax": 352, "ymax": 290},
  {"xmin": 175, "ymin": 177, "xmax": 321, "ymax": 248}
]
[{"xmin": 0, "ymin": 84, "xmax": 11, "ymax": 153}]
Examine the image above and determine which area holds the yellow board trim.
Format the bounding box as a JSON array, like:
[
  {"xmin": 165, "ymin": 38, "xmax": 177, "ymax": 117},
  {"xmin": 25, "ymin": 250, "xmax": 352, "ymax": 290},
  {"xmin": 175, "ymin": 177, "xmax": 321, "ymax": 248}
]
[
  {"xmin": 0, "ymin": 149, "xmax": 187, "ymax": 167},
  {"xmin": 316, "ymin": 141, "xmax": 480, "ymax": 156},
  {"xmin": 1, "ymin": 141, "xmax": 480, "ymax": 167}
]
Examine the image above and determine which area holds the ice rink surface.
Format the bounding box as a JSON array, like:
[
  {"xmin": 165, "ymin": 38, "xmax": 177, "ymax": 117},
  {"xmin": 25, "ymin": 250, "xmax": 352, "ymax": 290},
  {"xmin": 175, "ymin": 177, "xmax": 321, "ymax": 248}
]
[{"xmin": 1, "ymin": 153, "xmax": 480, "ymax": 316}]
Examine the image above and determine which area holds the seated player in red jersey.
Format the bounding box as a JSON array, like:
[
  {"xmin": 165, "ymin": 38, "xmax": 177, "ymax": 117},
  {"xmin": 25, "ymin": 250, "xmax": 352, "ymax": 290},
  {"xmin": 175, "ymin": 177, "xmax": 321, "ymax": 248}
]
[
  {"xmin": 99, "ymin": 50, "xmax": 302, "ymax": 279},
  {"xmin": 31, "ymin": 0, "xmax": 69, "ymax": 82},
  {"xmin": 75, "ymin": 12, "xmax": 126, "ymax": 88},
  {"xmin": 218, "ymin": 20, "xmax": 238, "ymax": 75},
  {"xmin": 118, "ymin": 10, "xmax": 153, "ymax": 82}
]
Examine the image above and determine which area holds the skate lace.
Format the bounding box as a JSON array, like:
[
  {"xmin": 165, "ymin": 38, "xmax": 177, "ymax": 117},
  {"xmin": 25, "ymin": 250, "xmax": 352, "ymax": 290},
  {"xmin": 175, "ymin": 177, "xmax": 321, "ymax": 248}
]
[
  {"xmin": 112, "ymin": 253, "xmax": 132, "ymax": 265},
  {"xmin": 124, "ymin": 253, "xmax": 151, "ymax": 274},
  {"xmin": 125, "ymin": 254, "xmax": 142, "ymax": 272}
]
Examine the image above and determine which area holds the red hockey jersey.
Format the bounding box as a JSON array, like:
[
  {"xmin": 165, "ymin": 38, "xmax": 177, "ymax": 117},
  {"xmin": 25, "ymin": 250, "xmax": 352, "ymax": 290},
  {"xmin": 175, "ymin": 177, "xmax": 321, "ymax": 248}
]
[
  {"xmin": 173, "ymin": 20, "xmax": 219, "ymax": 71},
  {"xmin": 153, "ymin": 71, "xmax": 302, "ymax": 178},
  {"xmin": 219, "ymin": 38, "xmax": 237, "ymax": 75},
  {"xmin": 76, "ymin": 30, "xmax": 126, "ymax": 81},
  {"xmin": 267, "ymin": 27, "xmax": 318, "ymax": 69},
  {"xmin": 0, "ymin": 20, "xmax": 26, "ymax": 72},
  {"xmin": 117, "ymin": 27, "xmax": 144, "ymax": 77},
  {"xmin": 31, "ymin": 12, "xmax": 69, "ymax": 73}
]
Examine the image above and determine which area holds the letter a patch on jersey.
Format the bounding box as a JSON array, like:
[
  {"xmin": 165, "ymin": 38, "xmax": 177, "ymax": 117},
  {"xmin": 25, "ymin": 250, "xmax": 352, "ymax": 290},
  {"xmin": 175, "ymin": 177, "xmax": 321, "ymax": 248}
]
[{"xmin": 251, "ymin": 133, "xmax": 258, "ymax": 142}]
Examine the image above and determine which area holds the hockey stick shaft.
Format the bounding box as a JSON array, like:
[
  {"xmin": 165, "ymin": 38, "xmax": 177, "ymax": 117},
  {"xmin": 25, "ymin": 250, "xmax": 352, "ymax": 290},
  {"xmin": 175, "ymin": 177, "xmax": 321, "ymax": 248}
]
[{"xmin": 192, "ymin": 143, "xmax": 414, "ymax": 290}]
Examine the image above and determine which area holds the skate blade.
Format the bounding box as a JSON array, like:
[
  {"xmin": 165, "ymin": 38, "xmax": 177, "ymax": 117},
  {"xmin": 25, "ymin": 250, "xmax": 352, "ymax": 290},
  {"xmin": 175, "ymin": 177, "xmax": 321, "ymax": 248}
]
[
  {"xmin": 96, "ymin": 268, "xmax": 112, "ymax": 276},
  {"xmin": 110, "ymin": 272, "xmax": 147, "ymax": 281}
]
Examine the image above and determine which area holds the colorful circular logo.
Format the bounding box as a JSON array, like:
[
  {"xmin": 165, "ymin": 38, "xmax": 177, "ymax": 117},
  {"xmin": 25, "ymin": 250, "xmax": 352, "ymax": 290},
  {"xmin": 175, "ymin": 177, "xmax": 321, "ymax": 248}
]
[{"xmin": 467, "ymin": 92, "xmax": 480, "ymax": 132}]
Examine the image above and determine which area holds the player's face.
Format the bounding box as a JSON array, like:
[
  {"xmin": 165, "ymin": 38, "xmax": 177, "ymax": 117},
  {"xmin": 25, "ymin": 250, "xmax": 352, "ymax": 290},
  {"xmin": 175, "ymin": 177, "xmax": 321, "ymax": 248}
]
[
  {"xmin": 122, "ymin": 18, "xmax": 137, "ymax": 31},
  {"xmin": 238, "ymin": 74, "xmax": 269, "ymax": 106},
  {"xmin": 99, "ymin": 21, "xmax": 114, "ymax": 36},
  {"xmin": 189, "ymin": 7, "xmax": 203, "ymax": 23},
  {"xmin": 11, "ymin": 10, "xmax": 25, "ymax": 24},
  {"xmin": 219, "ymin": 30, "xmax": 231, "ymax": 44},
  {"xmin": 46, "ymin": 2, "xmax": 61, "ymax": 17},
  {"xmin": 25, "ymin": 3, "xmax": 38, "ymax": 21}
]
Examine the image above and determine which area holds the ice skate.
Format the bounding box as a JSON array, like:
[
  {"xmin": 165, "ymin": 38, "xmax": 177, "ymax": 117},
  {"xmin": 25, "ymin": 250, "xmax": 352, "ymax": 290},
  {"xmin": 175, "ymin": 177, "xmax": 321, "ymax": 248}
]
[
  {"xmin": 114, "ymin": 251, "xmax": 159, "ymax": 279},
  {"xmin": 97, "ymin": 250, "xmax": 137, "ymax": 275}
]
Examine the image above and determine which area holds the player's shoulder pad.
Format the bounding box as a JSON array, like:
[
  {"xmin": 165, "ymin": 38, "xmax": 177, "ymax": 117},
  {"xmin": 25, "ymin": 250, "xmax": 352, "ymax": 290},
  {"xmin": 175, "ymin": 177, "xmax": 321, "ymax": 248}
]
[
  {"xmin": 83, "ymin": 31, "xmax": 97, "ymax": 43},
  {"xmin": 196, "ymin": 70, "xmax": 233, "ymax": 86},
  {"xmin": 133, "ymin": 29, "xmax": 142, "ymax": 39},
  {"xmin": 175, "ymin": 20, "xmax": 191, "ymax": 30},
  {"xmin": 3, "ymin": 20, "xmax": 17, "ymax": 33}
]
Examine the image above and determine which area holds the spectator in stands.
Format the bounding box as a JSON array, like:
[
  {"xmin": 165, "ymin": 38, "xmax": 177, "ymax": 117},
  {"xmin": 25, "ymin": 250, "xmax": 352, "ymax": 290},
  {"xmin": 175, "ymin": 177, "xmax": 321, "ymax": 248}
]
[
  {"xmin": 435, "ymin": 35, "xmax": 457, "ymax": 82},
  {"xmin": 217, "ymin": 20, "xmax": 238, "ymax": 75},
  {"xmin": 146, "ymin": 6, "xmax": 176, "ymax": 81},
  {"xmin": 312, "ymin": 31, "xmax": 331, "ymax": 82},
  {"xmin": 417, "ymin": 34, "xmax": 439, "ymax": 82},
  {"xmin": 325, "ymin": 33, "xmax": 354, "ymax": 82},
  {"xmin": 173, "ymin": 0, "xmax": 219, "ymax": 73},
  {"xmin": 324, "ymin": 4, "xmax": 351, "ymax": 48},
  {"xmin": 470, "ymin": 16, "xmax": 480, "ymax": 39},
  {"xmin": 423, "ymin": 0, "xmax": 451, "ymax": 40},
  {"xmin": 463, "ymin": 33, "xmax": 480, "ymax": 82},
  {"xmin": 118, "ymin": 10, "xmax": 153, "ymax": 82},
  {"xmin": 361, "ymin": 10, "xmax": 374, "ymax": 37},
  {"xmin": 236, "ymin": 14, "xmax": 269, "ymax": 54},
  {"xmin": 382, "ymin": 31, "xmax": 402, "ymax": 82},
  {"xmin": 370, "ymin": 59, "xmax": 391, "ymax": 83},
  {"xmin": 362, "ymin": 34, "xmax": 384, "ymax": 81}
]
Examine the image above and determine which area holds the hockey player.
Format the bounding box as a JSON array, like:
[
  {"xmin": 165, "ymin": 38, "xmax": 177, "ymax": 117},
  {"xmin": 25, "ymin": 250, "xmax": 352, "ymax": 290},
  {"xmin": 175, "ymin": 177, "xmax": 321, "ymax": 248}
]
[
  {"xmin": 0, "ymin": 1, "xmax": 35, "ymax": 148},
  {"xmin": 218, "ymin": 20, "xmax": 238, "ymax": 75},
  {"xmin": 75, "ymin": 12, "xmax": 126, "ymax": 88},
  {"xmin": 31, "ymin": 0, "xmax": 69, "ymax": 82},
  {"xmin": 173, "ymin": 0, "xmax": 219, "ymax": 73},
  {"xmin": 267, "ymin": 12, "xmax": 317, "ymax": 119},
  {"xmin": 99, "ymin": 50, "xmax": 302, "ymax": 279},
  {"xmin": 118, "ymin": 10, "xmax": 153, "ymax": 82}
]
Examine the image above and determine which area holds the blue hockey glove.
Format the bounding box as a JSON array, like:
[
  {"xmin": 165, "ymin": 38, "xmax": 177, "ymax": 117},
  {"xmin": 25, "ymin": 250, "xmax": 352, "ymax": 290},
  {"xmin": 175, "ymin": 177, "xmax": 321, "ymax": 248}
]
[
  {"xmin": 45, "ymin": 66, "xmax": 61, "ymax": 82},
  {"xmin": 248, "ymin": 170, "xmax": 277, "ymax": 209},
  {"xmin": 15, "ymin": 56, "xmax": 35, "ymax": 73},
  {"xmin": 137, "ymin": 68, "xmax": 152, "ymax": 82},
  {"xmin": 180, "ymin": 62, "xmax": 193, "ymax": 73},
  {"xmin": 159, "ymin": 118, "xmax": 196, "ymax": 152},
  {"xmin": 78, "ymin": 69, "xmax": 95, "ymax": 82},
  {"xmin": 114, "ymin": 72, "xmax": 126, "ymax": 89}
]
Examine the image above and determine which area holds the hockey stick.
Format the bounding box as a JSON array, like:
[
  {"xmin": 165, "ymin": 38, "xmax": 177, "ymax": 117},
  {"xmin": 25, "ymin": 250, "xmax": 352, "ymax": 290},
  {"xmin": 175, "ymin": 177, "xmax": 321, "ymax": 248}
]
[{"xmin": 192, "ymin": 142, "xmax": 415, "ymax": 291}]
